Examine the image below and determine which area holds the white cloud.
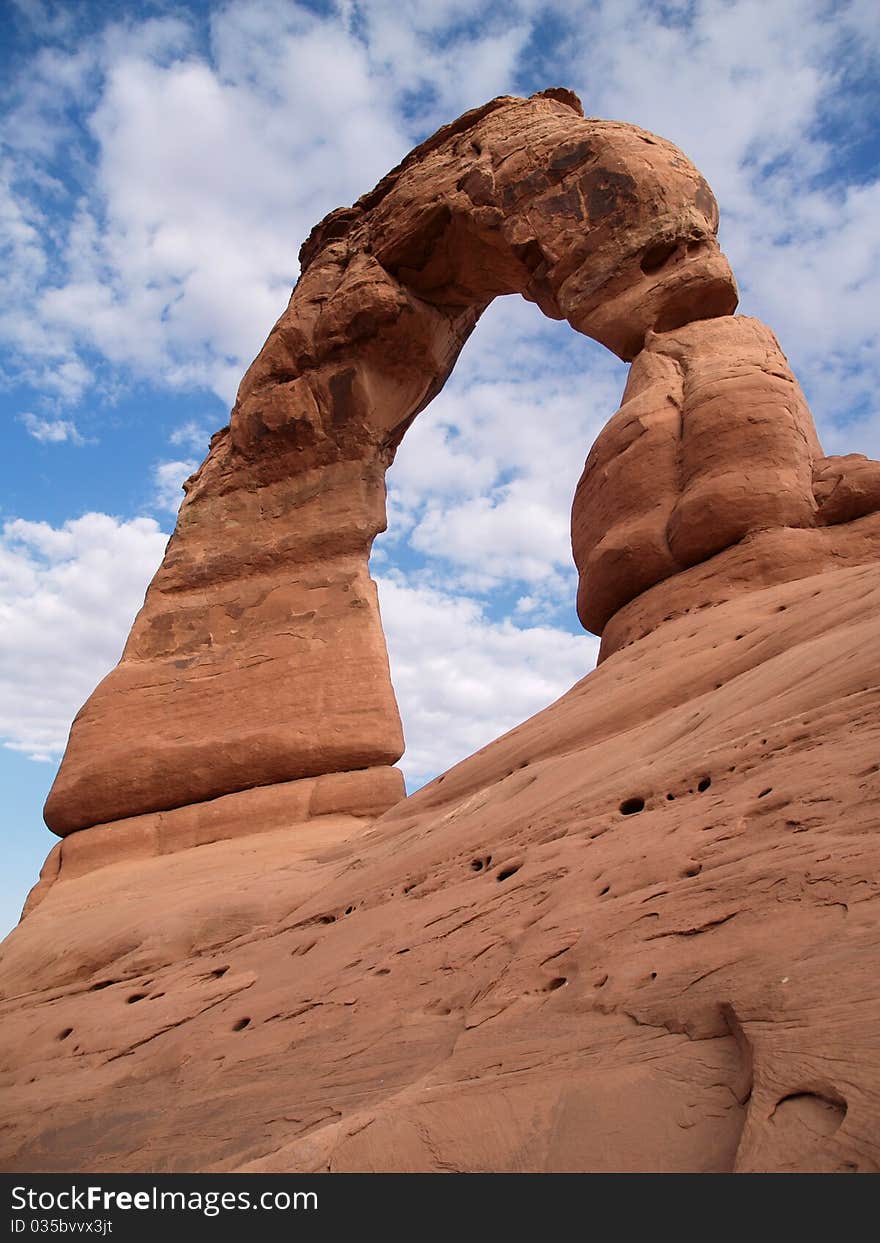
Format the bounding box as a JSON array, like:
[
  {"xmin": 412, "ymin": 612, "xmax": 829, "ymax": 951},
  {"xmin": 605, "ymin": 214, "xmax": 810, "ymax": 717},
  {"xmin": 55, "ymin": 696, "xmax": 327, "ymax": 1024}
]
[
  {"xmin": 561, "ymin": 0, "xmax": 880, "ymax": 428},
  {"xmin": 0, "ymin": 3, "xmax": 414, "ymax": 405},
  {"xmin": 153, "ymin": 458, "xmax": 198, "ymax": 514},
  {"xmin": 1, "ymin": 0, "xmax": 876, "ymax": 426},
  {"xmin": 377, "ymin": 573, "xmax": 598, "ymax": 788},
  {"xmin": 8, "ymin": 0, "xmax": 72, "ymax": 37},
  {"xmin": 380, "ymin": 296, "xmax": 624, "ymax": 601},
  {"xmin": 411, "ymin": 491, "xmax": 570, "ymax": 586},
  {"xmin": 19, "ymin": 411, "xmax": 84, "ymax": 444},
  {"xmin": 822, "ymin": 407, "xmax": 880, "ymax": 462},
  {"xmin": 0, "ymin": 513, "xmax": 168, "ymax": 761},
  {"xmin": 169, "ymin": 418, "xmax": 215, "ymax": 452},
  {"xmin": 349, "ymin": 3, "xmax": 534, "ymax": 130}
]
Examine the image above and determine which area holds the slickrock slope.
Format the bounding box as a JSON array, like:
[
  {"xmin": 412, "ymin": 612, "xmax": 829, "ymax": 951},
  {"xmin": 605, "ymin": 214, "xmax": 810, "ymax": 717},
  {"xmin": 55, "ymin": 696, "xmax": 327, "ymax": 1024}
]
[
  {"xmin": 1, "ymin": 550, "xmax": 879, "ymax": 1173},
  {"xmin": 2, "ymin": 91, "xmax": 879, "ymax": 1173}
]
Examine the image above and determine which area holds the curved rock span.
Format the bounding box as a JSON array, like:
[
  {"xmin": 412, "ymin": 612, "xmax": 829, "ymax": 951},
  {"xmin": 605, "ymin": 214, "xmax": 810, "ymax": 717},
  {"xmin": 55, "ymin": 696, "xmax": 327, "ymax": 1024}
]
[
  {"xmin": 44, "ymin": 87, "xmax": 741, "ymax": 841},
  {"xmin": 2, "ymin": 92, "xmax": 879, "ymax": 1174}
]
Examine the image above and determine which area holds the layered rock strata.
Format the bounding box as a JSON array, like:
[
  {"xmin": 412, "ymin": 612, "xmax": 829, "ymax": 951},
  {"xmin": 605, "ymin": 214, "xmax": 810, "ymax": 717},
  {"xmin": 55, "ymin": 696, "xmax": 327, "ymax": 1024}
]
[{"xmin": 23, "ymin": 767, "xmax": 404, "ymax": 917}]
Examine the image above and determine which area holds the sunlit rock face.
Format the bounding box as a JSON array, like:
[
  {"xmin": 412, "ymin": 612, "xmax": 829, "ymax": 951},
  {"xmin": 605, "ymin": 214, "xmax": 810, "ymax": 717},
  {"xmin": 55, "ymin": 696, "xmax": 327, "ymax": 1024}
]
[
  {"xmin": 3, "ymin": 91, "xmax": 879, "ymax": 1176},
  {"xmin": 571, "ymin": 312, "xmax": 880, "ymax": 653},
  {"xmin": 43, "ymin": 88, "xmax": 739, "ymax": 842}
]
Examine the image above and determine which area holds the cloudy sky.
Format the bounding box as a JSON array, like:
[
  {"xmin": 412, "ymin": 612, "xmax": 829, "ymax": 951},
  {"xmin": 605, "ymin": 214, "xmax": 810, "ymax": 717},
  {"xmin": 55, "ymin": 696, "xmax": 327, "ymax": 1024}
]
[{"xmin": 1, "ymin": 0, "xmax": 877, "ymax": 935}]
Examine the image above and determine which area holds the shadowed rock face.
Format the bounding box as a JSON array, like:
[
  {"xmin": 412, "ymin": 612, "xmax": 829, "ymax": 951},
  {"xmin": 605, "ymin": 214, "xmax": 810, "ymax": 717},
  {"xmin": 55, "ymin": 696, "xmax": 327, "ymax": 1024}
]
[{"xmin": 3, "ymin": 91, "xmax": 880, "ymax": 1175}]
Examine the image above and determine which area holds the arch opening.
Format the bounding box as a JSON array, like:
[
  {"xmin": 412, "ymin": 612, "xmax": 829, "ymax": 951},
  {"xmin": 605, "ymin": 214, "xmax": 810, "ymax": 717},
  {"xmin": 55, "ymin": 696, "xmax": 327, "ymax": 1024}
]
[{"xmin": 369, "ymin": 294, "xmax": 618, "ymax": 792}]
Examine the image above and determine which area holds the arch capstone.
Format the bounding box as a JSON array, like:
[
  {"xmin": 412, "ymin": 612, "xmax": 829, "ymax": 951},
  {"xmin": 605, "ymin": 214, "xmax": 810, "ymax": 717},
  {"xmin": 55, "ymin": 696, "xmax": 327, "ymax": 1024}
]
[{"xmin": 42, "ymin": 90, "xmax": 880, "ymax": 856}]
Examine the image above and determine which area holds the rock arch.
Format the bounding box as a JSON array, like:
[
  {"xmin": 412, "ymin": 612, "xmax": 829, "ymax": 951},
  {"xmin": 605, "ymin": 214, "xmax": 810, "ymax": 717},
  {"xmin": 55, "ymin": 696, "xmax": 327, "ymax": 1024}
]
[{"xmin": 42, "ymin": 90, "xmax": 880, "ymax": 859}]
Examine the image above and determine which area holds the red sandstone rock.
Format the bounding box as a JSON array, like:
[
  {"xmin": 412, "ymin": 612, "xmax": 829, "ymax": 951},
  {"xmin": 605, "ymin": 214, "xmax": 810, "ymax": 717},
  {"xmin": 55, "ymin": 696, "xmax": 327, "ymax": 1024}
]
[
  {"xmin": 599, "ymin": 510, "xmax": 880, "ymax": 660},
  {"xmin": 43, "ymin": 89, "xmax": 737, "ymax": 839},
  {"xmin": 813, "ymin": 453, "xmax": 880, "ymax": 525},
  {"xmin": 572, "ymin": 316, "xmax": 826, "ymax": 634},
  {"xmin": 22, "ymin": 767, "xmax": 404, "ymax": 917},
  {"xmin": 2, "ymin": 552, "xmax": 879, "ymax": 1173},
  {"xmin": 3, "ymin": 92, "xmax": 880, "ymax": 1175}
]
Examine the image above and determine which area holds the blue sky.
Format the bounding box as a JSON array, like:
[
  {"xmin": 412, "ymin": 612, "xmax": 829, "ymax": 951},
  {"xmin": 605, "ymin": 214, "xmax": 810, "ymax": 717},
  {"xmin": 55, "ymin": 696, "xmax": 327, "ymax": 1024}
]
[{"xmin": 1, "ymin": 0, "xmax": 878, "ymax": 936}]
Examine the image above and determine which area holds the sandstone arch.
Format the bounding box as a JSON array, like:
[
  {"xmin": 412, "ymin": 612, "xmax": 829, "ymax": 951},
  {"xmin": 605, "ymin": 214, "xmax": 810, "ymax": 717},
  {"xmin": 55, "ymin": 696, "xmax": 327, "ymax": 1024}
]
[
  {"xmin": 9, "ymin": 91, "xmax": 880, "ymax": 1178},
  {"xmin": 41, "ymin": 90, "xmax": 880, "ymax": 858}
]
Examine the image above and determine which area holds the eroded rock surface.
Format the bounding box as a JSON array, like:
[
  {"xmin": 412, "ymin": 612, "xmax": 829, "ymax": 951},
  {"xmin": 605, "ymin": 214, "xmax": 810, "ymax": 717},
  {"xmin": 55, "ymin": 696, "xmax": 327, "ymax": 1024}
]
[
  {"xmin": 2, "ymin": 91, "xmax": 879, "ymax": 1174},
  {"xmin": 2, "ymin": 556, "xmax": 879, "ymax": 1173},
  {"xmin": 572, "ymin": 315, "xmax": 822, "ymax": 633}
]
